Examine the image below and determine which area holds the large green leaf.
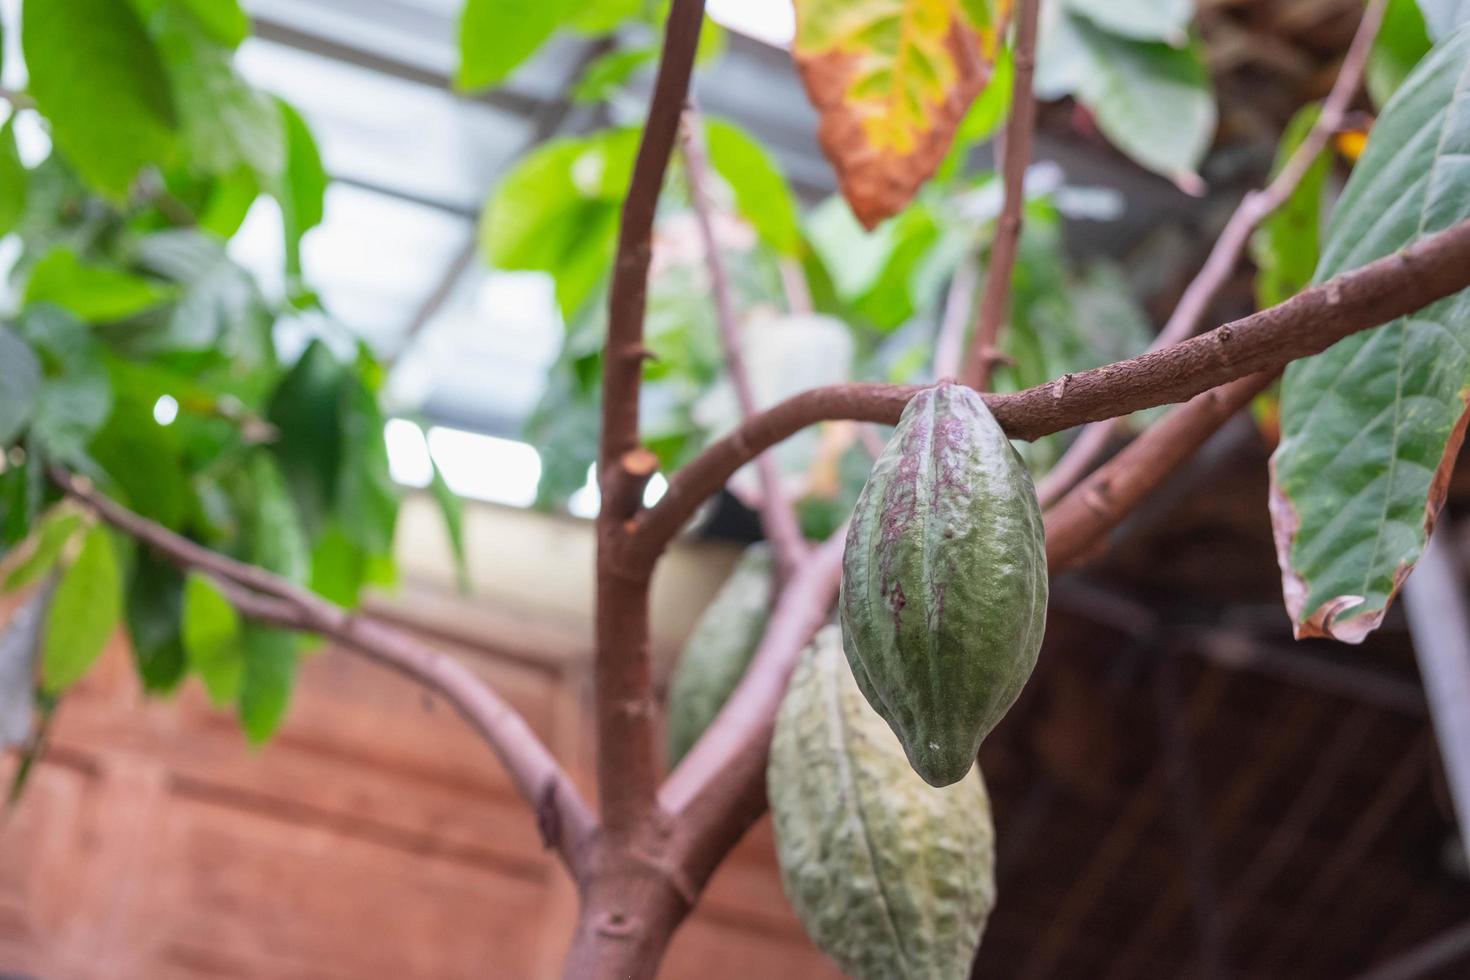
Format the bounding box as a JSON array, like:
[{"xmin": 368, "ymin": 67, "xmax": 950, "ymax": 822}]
[
  {"xmin": 181, "ymin": 572, "xmax": 244, "ymax": 707},
  {"xmin": 41, "ymin": 525, "xmax": 122, "ymax": 692},
  {"xmin": 273, "ymin": 100, "xmax": 328, "ymax": 280},
  {"xmin": 267, "ymin": 341, "xmax": 347, "ymax": 538},
  {"xmin": 1251, "ymin": 105, "xmax": 1330, "ymax": 309},
  {"xmin": 124, "ymin": 551, "xmax": 188, "ymax": 693},
  {"xmin": 457, "ymin": 0, "xmax": 570, "ymax": 90},
  {"xmin": 22, "ymin": 0, "xmax": 178, "ymax": 200},
  {"xmin": 1065, "ymin": 0, "xmax": 1192, "ymax": 42},
  {"xmin": 177, "ymin": 0, "xmax": 249, "ymax": 47},
  {"xmin": 791, "ymin": 0, "xmax": 1010, "ymax": 227},
  {"xmin": 336, "ymin": 367, "xmax": 398, "ymax": 557},
  {"xmin": 705, "ymin": 119, "xmax": 801, "ymax": 257},
  {"xmin": 0, "ymin": 118, "xmax": 29, "ymax": 239},
  {"xmin": 482, "ymin": 129, "xmax": 638, "ymax": 316},
  {"xmin": 16, "ymin": 307, "xmax": 114, "ymax": 462},
  {"xmin": 25, "ymin": 249, "xmax": 177, "ymax": 323},
  {"xmin": 1036, "ymin": 10, "xmax": 1216, "ymax": 182},
  {"xmin": 3, "ymin": 509, "xmax": 84, "ymax": 592},
  {"xmin": 1271, "ymin": 27, "xmax": 1470, "ymax": 643},
  {"xmin": 132, "ymin": 231, "xmax": 273, "ymax": 360},
  {"xmin": 1370, "ymin": 0, "xmax": 1434, "ymax": 108},
  {"xmin": 0, "ymin": 327, "xmax": 41, "ymax": 445},
  {"xmin": 153, "ymin": 6, "xmax": 284, "ymax": 180},
  {"xmin": 238, "ymin": 624, "xmax": 297, "ymax": 743}
]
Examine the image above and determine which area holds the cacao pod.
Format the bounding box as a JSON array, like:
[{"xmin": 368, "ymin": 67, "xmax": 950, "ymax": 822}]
[
  {"xmin": 666, "ymin": 544, "xmax": 774, "ymax": 765},
  {"xmin": 769, "ymin": 626, "xmax": 996, "ymax": 979},
  {"xmin": 840, "ymin": 381, "xmax": 1047, "ymax": 787}
]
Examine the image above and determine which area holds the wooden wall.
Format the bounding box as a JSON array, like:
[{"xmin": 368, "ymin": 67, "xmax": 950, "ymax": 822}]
[{"xmin": 0, "ymin": 589, "xmax": 843, "ymax": 979}]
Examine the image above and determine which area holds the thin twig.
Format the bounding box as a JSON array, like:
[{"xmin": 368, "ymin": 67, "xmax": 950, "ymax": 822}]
[
  {"xmin": 962, "ymin": 0, "xmax": 1041, "ymax": 390},
  {"xmin": 593, "ymin": 0, "xmax": 708, "ymax": 840},
  {"xmin": 680, "ymin": 105, "xmax": 809, "ymax": 581},
  {"xmin": 52, "ymin": 469, "xmax": 595, "ymax": 877},
  {"xmin": 934, "ymin": 255, "xmax": 980, "ymax": 379},
  {"xmin": 629, "ymin": 215, "xmax": 1470, "ymax": 567},
  {"xmin": 1035, "ymin": 0, "xmax": 1387, "ymax": 507}
]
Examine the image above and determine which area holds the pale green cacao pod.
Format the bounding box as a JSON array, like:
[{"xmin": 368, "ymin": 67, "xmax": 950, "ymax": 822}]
[
  {"xmin": 666, "ymin": 543, "xmax": 774, "ymax": 765},
  {"xmin": 769, "ymin": 626, "xmax": 996, "ymax": 979},
  {"xmin": 841, "ymin": 382, "xmax": 1047, "ymax": 787}
]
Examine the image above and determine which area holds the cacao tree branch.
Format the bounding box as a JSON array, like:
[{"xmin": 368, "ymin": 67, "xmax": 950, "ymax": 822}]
[
  {"xmin": 51, "ymin": 469, "xmax": 595, "ymax": 878},
  {"xmin": 631, "ymin": 215, "xmax": 1470, "ymax": 566},
  {"xmin": 679, "ymin": 104, "xmax": 810, "ymax": 582},
  {"xmin": 961, "ymin": 0, "xmax": 1040, "ymax": 390},
  {"xmin": 1035, "ymin": 0, "xmax": 1386, "ymax": 507},
  {"xmin": 594, "ymin": 0, "xmax": 707, "ymax": 838}
]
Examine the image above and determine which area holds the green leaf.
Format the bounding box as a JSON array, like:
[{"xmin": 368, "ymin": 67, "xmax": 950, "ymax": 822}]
[
  {"xmin": 245, "ymin": 454, "xmax": 311, "ymax": 585},
  {"xmin": 1370, "ymin": 0, "xmax": 1433, "ymax": 108},
  {"xmin": 22, "ymin": 0, "xmax": 178, "ymax": 200},
  {"xmin": 0, "ymin": 327, "xmax": 41, "ymax": 445},
  {"xmin": 15, "ymin": 306, "xmax": 114, "ymax": 462},
  {"xmin": 457, "ymin": 0, "xmax": 570, "ymax": 90},
  {"xmin": 25, "ymin": 249, "xmax": 177, "ymax": 323},
  {"xmin": 1251, "ymin": 105, "xmax": 1330, "ymax": 309},
  {"xmin": 154, "ymin": 6, "xmax": 284, "ymax": 180},
  {"xmin": 267, "ymin": 341, "xmax": 347, "ymax": 538},
  {"xmin": 572, "ymin": 45, "xmax": 656, "ymax": 103},
  {"xmin": 41, "ymin": 525, "xmax": 121, "ymax": 692},
  {"xmin": 273, "ymin": 100, "xmax": 328, "ymax": 280},
  {"xmin": 704, "ymin": 118, "xmax": 801, "ymax": 256},
  {"xmin": 1271, "ymin": 27, "xmax": 1470, "ymax": 643},
  {"xmin": 3, "ymin": 509, "xmax": 84, "ymax": 592},
  {"xmin": 482, "ymin": 129, "xmax": 638, "ymax": 316},
  {"xmin": 238, "ymin": 624, "xmax": 297, "ymax": 743},
  {"xmin": 1418, "ymin": 0, "xmax": 1470, "ymax": 40},
  {"xmin": 1038, "ymin": 12, "xmax": 1216, "ymax": 182},
  {"xmin": 181, "ymin": 572, "xmax": 243, "ymax": 707},
  {"xmin": 1065, "ymin": 0, "xmax": 1192, "ymax": 42},
  {"xmin": 131, "ymin": 230, "xmax": 273, "ymax": 360},
  {"xmin": 336, "ymin": 363, "xmax": 398, "ymax": 557},
  {"xmin": 124, "ymin": 551, "xmax": 188, "ymax": 693},
  {"xmin": 197, "ymin": 166, "xmax": 261, "ymax": 239},
  {"xmin": 568, "ymin": 0, "xmax": 643, "ymax": 33},
  {"xmin": 790, "ymin": 0, "xmax": 1010, "ymax": 226},
  {"xmin": 0, "ymin": 117, "xmax": 29, "ymax": 238},
  {"xmin": 177, "ymin": 0, "xmax": 249, "ymax": 47}
]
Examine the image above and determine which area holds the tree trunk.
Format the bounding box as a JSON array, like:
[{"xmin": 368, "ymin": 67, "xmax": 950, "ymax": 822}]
[{"xmin": 561, "ymin": 853, "xmax": 691, "ymax": 979}]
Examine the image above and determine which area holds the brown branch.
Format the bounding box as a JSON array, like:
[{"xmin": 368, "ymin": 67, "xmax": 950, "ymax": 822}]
[
  {"xmin": 679, "ymin": 105, "xmax": 809, "ymax": 581},
  {"xmin": 593, "ymin": 0, "xmax": 708, "ymax": 841},
  {"xmin": 961, "ymin": 0, "xmax": 1040, "ymax": 390},
  {"xmin": 631, "ymin": 215, "xmax": 1470, "ymax": 566},
  {"xmin": 1044, "ymin": 372, "xmax": 1277, "ymax": 572},
  {"xmin": 1035, "ymin": 0, "xmax": 1387, "ymax": 507},
  {"xmin": 52, "ymin": 469, "xmax": 595, "ymax": 877}
]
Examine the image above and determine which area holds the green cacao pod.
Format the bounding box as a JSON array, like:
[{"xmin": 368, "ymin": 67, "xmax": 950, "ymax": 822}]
[
  {"xmin": 666, "ymin": 543, "xmax": 774, "ymax": 765},
  {"xmin": 769, "ymin": 626, "xmax": 996, "ymax": 979},
  {"xmin": 840, "ymin": 381, "xmax": 1047, "ymax": 787}
]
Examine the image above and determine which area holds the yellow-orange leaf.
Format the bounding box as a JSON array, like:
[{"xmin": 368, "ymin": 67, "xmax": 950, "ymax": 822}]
[{"xmin": 793, "ymin": 0, "xmax": 1011, "ymax": 228}]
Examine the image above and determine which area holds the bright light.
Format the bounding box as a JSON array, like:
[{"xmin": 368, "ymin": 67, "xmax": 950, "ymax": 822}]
[
  {"xmin": 644, "ymin": 473, "xmax": 668, "ymax": 508},
  {"xmin": 384, "ymin": 418, "xmax": 434, "ymax": 488},
  {"xmin": 426, "ymin": 426, "xmax": 541, "ymax": 508},
  {"xmin": 707, "ymin": 0, "xmax": 795, "ymax": 47},
  {"xmin": 152, "ymin": 395, "xmax": 179, "ymax": 426},
  {"xmin": 568, "ymin": 464, "xmax": 600, "ymax": 520}
]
